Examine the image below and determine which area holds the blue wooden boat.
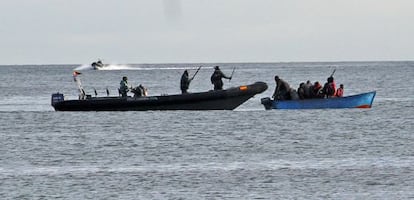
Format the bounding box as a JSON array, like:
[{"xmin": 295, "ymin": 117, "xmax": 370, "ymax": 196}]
[{"xmin": 261, "ymin": 91, "xmax": 376, "ymax": 110}]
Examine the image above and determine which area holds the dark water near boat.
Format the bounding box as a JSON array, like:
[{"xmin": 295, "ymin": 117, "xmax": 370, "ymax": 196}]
[{"xmin": 0, "ymin": 62, "xmax": 413, "ymax": 199}]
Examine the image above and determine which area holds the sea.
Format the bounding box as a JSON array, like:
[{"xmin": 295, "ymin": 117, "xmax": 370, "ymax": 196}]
[{"xmin": 0, "ymin": 61, "xmax": 413, "ymax": 199}]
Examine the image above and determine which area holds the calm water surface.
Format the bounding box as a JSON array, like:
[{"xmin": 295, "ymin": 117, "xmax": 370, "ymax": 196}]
[{"xmin": 0, "ymin": 62, "xmax": 413, "ymax": 199}]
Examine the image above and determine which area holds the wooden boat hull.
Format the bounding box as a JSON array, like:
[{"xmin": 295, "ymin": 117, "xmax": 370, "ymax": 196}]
[
  {"xmin": 261, "ymin": 91, "xmax": 376, "ymax": 110},
  {"xmin": 52, "ymin": 82, "xmax": 268, "ymax": 111}
]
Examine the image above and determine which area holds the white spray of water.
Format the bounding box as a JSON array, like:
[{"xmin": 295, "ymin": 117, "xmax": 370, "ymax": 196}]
[
  {"xmin": 73, "ymin": 64, "xmax": 136, "ymax": 71},
  {"xmin": 73, "ymin": 64, "xmax": 91, "ymax": 71}
]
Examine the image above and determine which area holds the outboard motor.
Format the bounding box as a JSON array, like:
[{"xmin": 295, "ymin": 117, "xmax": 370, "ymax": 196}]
[
  {"xmin": 261, "ymin": 97, "xmax": 273, "ymax": 110},
  {"xmin": 51, "ymin": 93, "xmax": 64, "ymax": 107}
]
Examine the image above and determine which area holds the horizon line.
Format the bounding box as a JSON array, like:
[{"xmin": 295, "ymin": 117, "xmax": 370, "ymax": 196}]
[{"xmin": 1, "ymin": 59, "xmax": 413, "ymax": 66}]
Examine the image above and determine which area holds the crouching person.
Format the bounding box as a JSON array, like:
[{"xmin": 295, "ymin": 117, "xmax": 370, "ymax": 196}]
[
  {"xmin": 272, "ymin": 75, "xmax": 292, "ymax": 100},
  {"xmin": 131, "ymin": 84, "xmax": 148, "ymax": 98}
]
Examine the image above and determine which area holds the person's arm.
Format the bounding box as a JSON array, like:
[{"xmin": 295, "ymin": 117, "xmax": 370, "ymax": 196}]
[
  {"xmin": 221, "ymin": 71, "xmax": 231, "ymax": 79},
  {"xmin": 272, "ymin": 84, "xmax": 280, "ymax": 99}
]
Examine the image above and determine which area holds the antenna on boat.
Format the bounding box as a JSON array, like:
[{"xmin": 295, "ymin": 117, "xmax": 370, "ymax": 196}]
[
  {"xmin": 229, "ymin": 67, "xmax": 236, "ymax": 82},
  {"xmin": 93, "ymin": 88, "xmax": 98, "ymax": 97},
  {"xmin": 190, "ymin": 66, "xmax": 202, "ymax": 81},
  {"xmin": 106, "ymin": 87, "xmax": 110, "ymax": 96}
]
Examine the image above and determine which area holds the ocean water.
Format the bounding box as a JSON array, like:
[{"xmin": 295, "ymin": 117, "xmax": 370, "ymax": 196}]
[{"xmin": 0, "ymin": 62, "xmax": 413, "ymax": 199}]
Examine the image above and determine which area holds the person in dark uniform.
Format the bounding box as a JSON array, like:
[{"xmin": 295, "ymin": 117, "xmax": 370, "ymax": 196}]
[
  {"xmin": 180, "ymin": 70, "xmax": 191, "ymax": 94},
  {"xmin": 119, "ymin": 76, "xmax": 129, "ymax": 97},
  {"xmin": 210, "ymin": 66, "xmax": 231, "ymax": 90}
]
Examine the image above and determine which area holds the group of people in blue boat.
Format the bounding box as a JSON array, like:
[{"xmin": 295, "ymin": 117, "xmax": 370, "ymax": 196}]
[
  {"xmin": 119, "ymin": 65, "xmax": 232, "ymax": 97},
  {"xmin": 272, "ymin": 75, "xmax": 344, "ymax": 101}
]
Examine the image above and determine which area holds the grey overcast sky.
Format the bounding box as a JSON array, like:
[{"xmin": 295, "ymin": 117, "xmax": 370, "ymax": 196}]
[{"xmin": 0, "ymin": 0, "xmax": 413, "ymax": 65}]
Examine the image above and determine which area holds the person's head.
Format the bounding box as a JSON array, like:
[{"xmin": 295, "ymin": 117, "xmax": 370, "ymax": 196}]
[
  {"xmin": 300, "ymin": 82, "xmax": 305, "ymax": 87},
  {"xmin": 340, "ymin": 84, "xmax": 344, "ymax": 88},
  {"xmin": 184, "ymin": 70, "xmax": 188, "ymax": 75},
  {"xmin": 274, "ymin": 76, "xmax": 280, "ymax": 81},
  {"xmin": 122, "ymin": 76, "xmax": 127, "ymax": 81},
  {"xmin": 328, "ymin": 76, "xmax": 334, "ymax": 83},
  {"xmin": 306, "ymin": 80, "xmax": 311, "ymax": 84},
  {"xmin": 314, "ymin": 81, "xmax": 320, "ymax": 86},
  {"xmin": 214, "ymin": 66, "xmax": 220, "ymax": 70}
]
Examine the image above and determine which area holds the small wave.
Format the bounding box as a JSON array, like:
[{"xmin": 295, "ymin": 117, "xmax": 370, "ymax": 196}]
[
  {"xmin": 2, "ymin": 157, "xmax": 412, "ymax": 176},
  {"xmin": 375, "ymin": 97, "xmax": 413, "ymax": 102}
]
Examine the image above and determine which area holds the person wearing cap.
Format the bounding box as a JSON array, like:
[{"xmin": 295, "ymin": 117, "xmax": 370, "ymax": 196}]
[
  {"xmin": 272, "ymin": 75, "xmax": 291, "ymax": 100},
  {"xmin": 210, "ymin": 66, "xmax": 231, "ymax": 90},
  {"xmin": 119, "ymin": 76, "xmax": 130, "ymax": 97}
]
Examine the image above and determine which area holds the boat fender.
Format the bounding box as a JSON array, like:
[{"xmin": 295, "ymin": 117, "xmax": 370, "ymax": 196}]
[{"xmin": 51, "ymin": 93, "xmax": 64, "ymax": 106}]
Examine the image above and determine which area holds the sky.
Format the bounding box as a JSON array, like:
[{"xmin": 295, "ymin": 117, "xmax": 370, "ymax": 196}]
[{"xmin": 0, "ymin": 0, "xmax": 413, "ymax": 65}]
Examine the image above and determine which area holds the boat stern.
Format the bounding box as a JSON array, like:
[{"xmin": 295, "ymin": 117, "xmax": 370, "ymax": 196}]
[
  {"xmin": 261, "ymin": 97, "xmax": 273, "ymax": 110},
  {"xmin": 51, "ymin": 93, "xmax": 64, "ymax": 109}
]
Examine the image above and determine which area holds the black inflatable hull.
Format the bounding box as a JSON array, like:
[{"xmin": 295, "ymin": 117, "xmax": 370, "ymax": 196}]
[{"xmin": 52, "ymin": 82, "xmax": 267, "ymax": 111}]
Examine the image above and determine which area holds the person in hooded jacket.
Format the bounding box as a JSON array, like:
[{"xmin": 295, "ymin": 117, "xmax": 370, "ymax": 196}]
[
  {"xmin": 272, "ymin": 75, "xmax": 291, "ymax": 100},
  {"xmin": 180, "ymin": 70, "xmax": 191, "ymax": 94},
  {"xmin": 210, "ymin": 66, "xmax": 231, "ymax": 90}
]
